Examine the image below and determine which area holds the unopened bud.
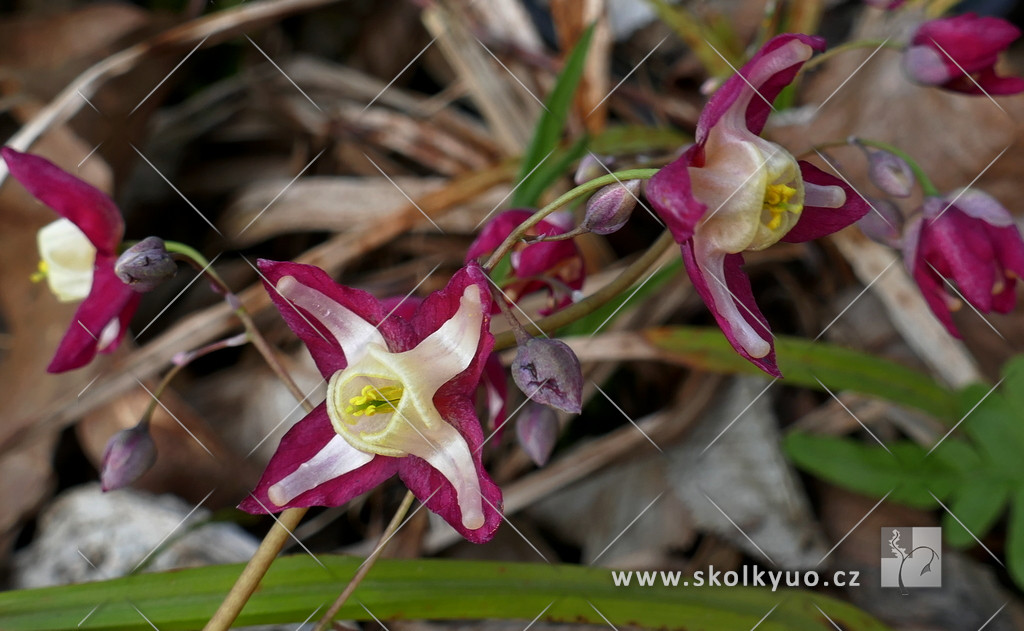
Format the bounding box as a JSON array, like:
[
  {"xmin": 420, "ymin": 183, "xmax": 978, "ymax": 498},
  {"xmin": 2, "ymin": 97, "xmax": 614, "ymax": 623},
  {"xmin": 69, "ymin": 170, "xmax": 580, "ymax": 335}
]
[
  {"xmin": 574, "ymin": 154, "xmax": 615, "ymax": 185},
  {"xmin": 582, "ymin": 181, "xmax": 640, "ymax": 235},
  {"xmin": 516, "ymin": 403, "xmax": 559, "ymax": 466},
  {"xmin": 115, "ymin": 237, "xmax": 176, "ymax": 292},
  {"xmin": 858, "ymin": 198, "xmax": 904, "ymax": 247},
  {"xmin": 100, "ymin": 422, "xmax": 157, "ymax": 492},
  {"xmin": 511, "ymin": 337, "xmax": 583, "ymax": 414},
  {"xmin": 865, "ymin": 149, "xmax": 915, "ymax": 198}
]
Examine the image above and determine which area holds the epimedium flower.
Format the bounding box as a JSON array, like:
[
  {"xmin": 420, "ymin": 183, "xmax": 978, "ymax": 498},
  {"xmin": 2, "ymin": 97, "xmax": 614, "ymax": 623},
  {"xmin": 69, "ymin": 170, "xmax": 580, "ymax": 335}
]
[
  {"xmin": 903, "ymin": 14, "xmax": 1024, "ymax": 96},
  {"xmin": 646, "ymin": 34, "xmax": 869, "ymax": 376},
  {"xmin": 2, "ymin": 147, "xmax": 141, "ymax": 373},
  {"xmin": 466, "ymin": 209, "xmax": 584, "ymax": 314},
  {"xmin": 903, "ymin": 190, "xmax": 1024, "ymax": 337},
  {"xmin": 239, "ymin": 260, "xmax": 503, "ymax": 543}
]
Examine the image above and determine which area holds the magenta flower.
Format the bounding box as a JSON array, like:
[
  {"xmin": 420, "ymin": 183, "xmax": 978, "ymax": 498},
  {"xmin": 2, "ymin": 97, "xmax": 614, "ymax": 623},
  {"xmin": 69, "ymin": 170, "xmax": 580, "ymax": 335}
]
[
  {"xmin": 466, "ymin": 209, "xmax": 584, "ymax": 313},
  {"xmin": 239, "ymin": 260, "xmax": 503, "ymax": 543},
  {"xmin": 903, "ymin": 14, "xmax": 1024, "ymax": 95},
  {"xmin": 2, "ymin": 147, "xmax": 140, "ymax": 373},
  {"xmin": 646, "ymin": 34, "xmax": 869, "ymax": 376},
  {"xmin": 903, "ymin": 190, "xmax": 1024, "ymax": 337}
]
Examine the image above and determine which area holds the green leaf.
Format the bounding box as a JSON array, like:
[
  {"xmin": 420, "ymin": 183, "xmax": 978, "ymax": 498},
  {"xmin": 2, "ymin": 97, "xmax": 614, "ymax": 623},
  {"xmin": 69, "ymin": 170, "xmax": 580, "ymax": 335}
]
[
  {"xmin": 945, "ymin": 476, "xmax": 1010, "ymax": 548},
  {"xmin": 645, "ymin": 327, "xmax": 958, "ymax": 421},
  {"xmin": 0, "ymin": 556, "xmax": 892, "ymax": 631},
  {"xmin": 1007, "ymin": 488, "xmax": 1024, "ymax": 587},
  {"xmin": 511, "ymin": 25, "xmax": 595, "ymax": 208},
  {"xmin": 783, "ymin": 434, "xmax": 954, "ymax": 508},
  {"xmin": 957, "ymin": 385, "xmax": 1020, "ymax": 476}
]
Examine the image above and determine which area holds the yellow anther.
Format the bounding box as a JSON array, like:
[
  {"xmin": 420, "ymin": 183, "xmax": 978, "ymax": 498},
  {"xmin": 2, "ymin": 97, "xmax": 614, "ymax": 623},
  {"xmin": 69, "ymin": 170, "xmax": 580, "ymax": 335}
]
[
  {"xmin": 762, "ymin": 183, "xmax": 800, "ymax": 231},
  {"xmin": 345, "ymin": 384, "xmax": 404, "ymax": 417},
  {"xmin": 30, "ymin": 260, "xmax": 48, "ymax": 284}
]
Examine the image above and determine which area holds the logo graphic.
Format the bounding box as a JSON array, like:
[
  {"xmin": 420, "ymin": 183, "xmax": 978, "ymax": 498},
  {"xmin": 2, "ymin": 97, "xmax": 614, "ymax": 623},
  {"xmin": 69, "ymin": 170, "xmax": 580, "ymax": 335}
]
[{"xmin": 880, "ymin": 527, "xmax": 941, "ymax": 593}]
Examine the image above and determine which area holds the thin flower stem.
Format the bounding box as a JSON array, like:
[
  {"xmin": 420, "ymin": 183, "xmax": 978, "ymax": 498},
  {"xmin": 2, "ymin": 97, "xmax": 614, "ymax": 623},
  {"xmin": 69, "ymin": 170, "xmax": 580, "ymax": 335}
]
[
  {"xmin": 312, "ymin": 490, "xmax": 417, "ymax": 631},
  {"xmin": 799, "ymin": 38, "xmax": 898, "ymax": 73},
  {"xmin": 481, "ymin": 168, "xmax": 658, "ymax": 272},
  {"xmin": 140, "ymin": 332, "xmax": 249, "ymax": 423},
  {"xmin": 203, "ymin": 507, "xmax": 309, "ymax": 631},
  {"xmin": 163, "ymin": 241, "xmax": 309, "ymax": 406},
  {"xmin": 493, "ymin": 230, "xmax": 676, "ymax": 350},
  {"xmin": 160, "ymin": 241, "xmax": 317, "ymax": 631}
]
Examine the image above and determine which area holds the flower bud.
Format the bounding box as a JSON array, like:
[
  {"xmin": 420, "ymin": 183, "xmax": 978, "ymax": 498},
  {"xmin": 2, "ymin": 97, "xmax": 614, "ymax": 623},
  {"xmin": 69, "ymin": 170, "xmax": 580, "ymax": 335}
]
[
  {"xmin": 114, "ymin": 236, "xmax": 176, "ymax": 292},
  {"xmin": 865, "ymin": 149, "xmax": 915, "ymax": 198},
  {"xmin": 858, "ymin": 197, "xmax": 904, "ymax": 247},
  {"xmin": 511, "ymin": 337, "xmax": 583, "ymax": 414},
  {"xmin": 516, "ymin": 403, "xmax": 559, "ymax": 466},
  {"xmin": 100, "ymin": 422, "xmax": 157, "ymax": 492},
  {"xmin": 582, "ymin": 180, "xmax": 640, "ymax": 235}
]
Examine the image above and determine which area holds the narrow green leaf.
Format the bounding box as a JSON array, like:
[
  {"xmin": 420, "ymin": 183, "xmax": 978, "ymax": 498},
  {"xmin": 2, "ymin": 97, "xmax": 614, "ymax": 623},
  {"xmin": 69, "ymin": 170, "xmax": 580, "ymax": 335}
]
[
  {"xmin": 0, "ymin": 557, "xmax": 891, "ymax": 631},
  {"xmin": 511, "ymin": 24, "xmax": 595, "ymax": 208},
  {"xmin": 645, "ymin": 327, "xmax": 958, "ymax": 421}
]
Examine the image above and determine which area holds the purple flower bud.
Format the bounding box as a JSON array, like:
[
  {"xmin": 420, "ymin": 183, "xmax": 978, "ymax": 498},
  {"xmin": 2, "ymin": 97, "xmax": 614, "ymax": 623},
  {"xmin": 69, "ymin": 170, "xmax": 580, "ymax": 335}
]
[
  {"xmin": 574, "ymin": 154, "xmax": 615, "ymax": 185},
  {"xmin": 511, "ymin": 337, "xmax": 583, "ymax": 414},
  {"xmin": 516, "ymin": 403, "xmax": 559, "ymax": 466},
  {"xmin": 114, "ymin": 236, "xmax": 176, "ymax": 293},
  {"xmin": 582, "ymin": 180, "xmax": 641, "ymax": 235},
  {"xmin": 858, "ymin": 197, "xmax": 904, "ymax": 247},
  {"xmin": 865, "ymin": 149, "xmax": 915, "ymax": 198},
  {"xmin": 100, "ymin": 422, "xmax": 157, "ymax": 492}
]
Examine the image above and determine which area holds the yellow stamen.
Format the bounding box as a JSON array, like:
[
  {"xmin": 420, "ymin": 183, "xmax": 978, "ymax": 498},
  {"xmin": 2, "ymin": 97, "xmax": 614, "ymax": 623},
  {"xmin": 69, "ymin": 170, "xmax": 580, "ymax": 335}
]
[
  {"xmin": 762, "ymin": 183, "xmax": 800, "ymax": 230},
  {"xmin": 30, "ymin": 260, "xmax": 48, "ymax": 283},
  {"xmin": 345, "ymin": 384, "xmax": 403, "ymax": 417}
]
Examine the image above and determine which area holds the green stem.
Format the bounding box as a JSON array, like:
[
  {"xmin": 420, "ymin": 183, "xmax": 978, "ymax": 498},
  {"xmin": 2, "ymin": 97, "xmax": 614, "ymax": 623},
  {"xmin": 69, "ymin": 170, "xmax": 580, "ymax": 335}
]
[
  {"xmin": 800, "ymin": 38, "xmax": 899, "ymax": 73},
  {"xmin": 481, "ymin": 168, "xmax": 658, "ymax": 272},
  {"xmin": 493, "ymin": 230, "xmax": 676, "ymax": 350},
  {"xmin": 312, "ymin": 491, "xmax": 416, "ymax": 631}
]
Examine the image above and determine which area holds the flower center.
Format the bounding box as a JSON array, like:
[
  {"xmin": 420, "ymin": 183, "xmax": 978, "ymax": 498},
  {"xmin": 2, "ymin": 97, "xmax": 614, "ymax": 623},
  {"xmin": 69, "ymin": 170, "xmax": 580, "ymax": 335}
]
[
  {"xmin": 344, "ymin": 384, "xmax": 404, "ymax": 418},
  {"xmin": 762, "ymin": 183, "xmax": 800, "ymax": 230}
]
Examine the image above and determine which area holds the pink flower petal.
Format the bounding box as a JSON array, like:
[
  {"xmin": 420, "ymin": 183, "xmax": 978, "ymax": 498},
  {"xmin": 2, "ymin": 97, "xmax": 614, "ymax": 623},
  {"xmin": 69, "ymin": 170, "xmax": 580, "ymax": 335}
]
[
  {"xmin": 782, "ymin": 161, "xmax": 870, "ymax": 243},
  {"xmin": 910, "ymin": 14, "xmax": 1024, "ymax": 95},
  {"xmin": 646, "ymin": 145, "xmax": 706, "ymax": 244},
  {"xmin": 408, "ymin": 264, "xmax": 494, "ymax": 396},
  {"xmin": 47, "ymin": 259, "xmax": 140, "ymax": 373},
  {"xmin": 2, "ymin": 148, "xmax": 123, "ymax": 255},
  {"xmin": 397, "ymin": 396, "xmax": 503, "ymax": 543},
  {"xmin": 239, "ymin": 403, "xmax": 401, "ymax": 513},
  {"xmin": 697, "ymin": 34, "xmax": 825, "ymax": 142},
  {"xmin": 257, "ymin": 259, "xmax": 408, "ymax": 375},
  {"xmin": 682, "ymin": 242, "xmax": 780, "ymax": 377}
]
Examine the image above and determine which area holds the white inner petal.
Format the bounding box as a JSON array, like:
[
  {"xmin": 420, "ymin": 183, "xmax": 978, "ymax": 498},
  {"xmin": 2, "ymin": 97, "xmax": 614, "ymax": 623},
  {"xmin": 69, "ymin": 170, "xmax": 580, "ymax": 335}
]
[
  {"xmin": 699, "ymin": 249, "xmax": 771, "ymax": 359},
  {"xmin": 38, "ymin": 218, "xmax": 95, "ymax": 303},
  {"xmin": 267, "ymin": 435, "xmax": 375, "ymax": 507},
  {"xmin": 389, "ymin": 284, "xmax": 484, "ymax": 394},
  {"xmin": 97, "ymin": 317, "xmax": 121, "ymax": 351},
  {"xmin": 276, "ymin": 275, "xmax": 387, "ymax": 363},
  {"xmin": 804, "ymin": 182, "xmax": 846, "ymax": 209}
]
